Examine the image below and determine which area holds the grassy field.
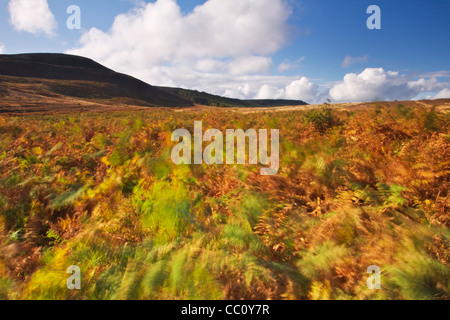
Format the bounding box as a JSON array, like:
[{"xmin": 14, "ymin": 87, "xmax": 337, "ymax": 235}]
[{"xmin": 0, "ymin": 101, "xmax": 449, "ymax": 300}]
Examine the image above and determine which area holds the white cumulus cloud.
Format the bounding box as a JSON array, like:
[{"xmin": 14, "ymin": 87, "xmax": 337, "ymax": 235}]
[
  {"xmin": 67, "ymin": 0, "xmax": 292, "ymax": 94},
  {"xmin": 254, "ymin": 77, "xmax": 326, "ymax": 103},
  {"xmin": 285, "ymin": 77, "xmax": 320, "ymax": 101},
  {"xmin": 255, "ymin": 84, "xmax": 285, "ymax": 100},
  {"xmin": 228, "ymin": 56, "xmax": 272, "ymax": 76},
  {"xmin": 68, "ymin": 0, "xmax": 290, "ymax": 76},
  {"xmin": 277, "ymin": 57, "xmax": 305, "ymax": 72},
  {"xmin": 8, "ymin": 0, "xmax": 57, "ymax": 36},
  {"xmin": 65, "ymin": 0, "xmax": 449, "ymax": 104},
  {"xmin": 408, "ymin": 77, "xmax": 442, "ymax": 92},
  {"xmin": 329, "ymin": 68, "xmax": 447, "ymax": 102},
  {"xmin": 434, "ymin": 88, "xmax": 450, "ymax": 99},
  {"xmin": 0, "ymin": 44, "xmax": 6, "ymax": 54}
]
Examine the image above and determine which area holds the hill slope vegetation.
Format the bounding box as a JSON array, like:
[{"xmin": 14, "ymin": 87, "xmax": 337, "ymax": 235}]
[{"xmin": 0, "ymin": 53, "xmax": 307, "ymax": 112}]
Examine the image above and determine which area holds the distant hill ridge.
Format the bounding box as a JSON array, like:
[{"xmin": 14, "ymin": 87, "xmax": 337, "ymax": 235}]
[
  {"xmin": 0, "ymin": 53, "xmax": 110, "ymax": 75},
  {"xmin": 0, "ymin": 53, "xmax": 308, "ymax": 110},
  {"xmin": 0, "ymin": 53, "xmax": 193, "ymax": 107},
  {"xmin": 158, "ymin": 87, "xmax": 308, "ymax": 108}
]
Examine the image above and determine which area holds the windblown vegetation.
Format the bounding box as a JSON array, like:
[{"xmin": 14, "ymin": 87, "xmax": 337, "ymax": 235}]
[{"xmin": 0, "ymin": 103, "xmax": 448, "ymax": 300}]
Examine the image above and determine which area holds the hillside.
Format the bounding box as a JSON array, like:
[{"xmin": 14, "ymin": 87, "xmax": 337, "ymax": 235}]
[
  {"xmin": 158, "ymin": 86, "xmax": 308, "ymax": 108},
  {"xmin": 0, "ymin": 53, "xmax": 307, "ymax": 113},
  {"xmin": 0, "ymin": 53, "xmax": 195, "ymax": 111}
]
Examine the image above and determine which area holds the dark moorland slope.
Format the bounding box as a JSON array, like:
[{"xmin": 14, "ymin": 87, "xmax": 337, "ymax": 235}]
[
  {"xmin": 0, "ymin": 53, "xmax": 194, "ymax": 109},
  {"xmin": 158, "ymin": 86, "xmax": 308, "ymax": 108},
  {"xmin": 0, "ymin": 53, "xmax": 308, "ymax": 113}
]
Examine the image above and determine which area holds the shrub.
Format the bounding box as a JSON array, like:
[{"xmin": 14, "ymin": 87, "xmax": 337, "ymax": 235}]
[{"xmin": 304, "ymin": 108, "xmax": 336, "ymax": 133}]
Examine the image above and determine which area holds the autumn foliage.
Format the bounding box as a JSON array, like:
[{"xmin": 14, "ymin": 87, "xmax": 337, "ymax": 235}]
[{"xmin": 0, "ymin": 102, "xmax": 448, "ymax": 300}]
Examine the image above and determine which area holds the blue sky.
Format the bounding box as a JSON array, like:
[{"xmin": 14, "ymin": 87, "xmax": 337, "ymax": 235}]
[{"xmin": 1, "ymin": 0, "xmax": 449, "ymax": 103}]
